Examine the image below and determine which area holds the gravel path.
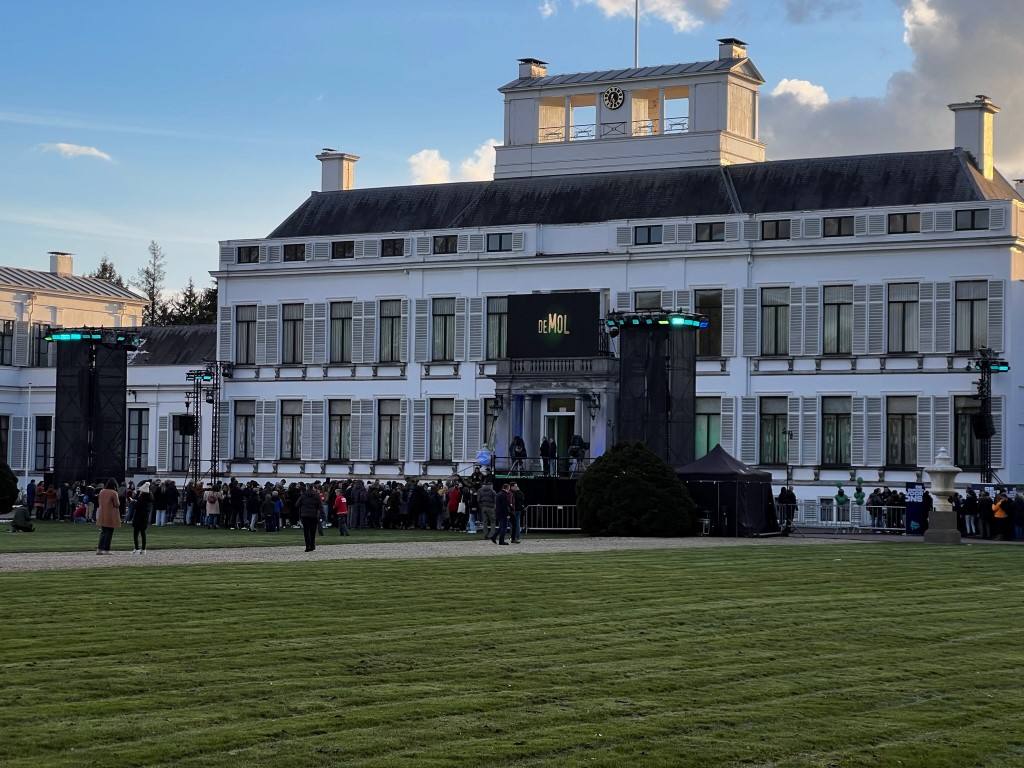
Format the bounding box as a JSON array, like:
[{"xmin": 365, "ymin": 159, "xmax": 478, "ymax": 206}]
[{"xmin": 0, "ymin": 534, "xmax": 877, "ymax": 573}]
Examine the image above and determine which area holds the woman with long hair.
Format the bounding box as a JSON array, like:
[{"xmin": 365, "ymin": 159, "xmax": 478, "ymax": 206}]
[{"xmin": 95, "ymin": 478, "xmax": 121, "ymax": 555}]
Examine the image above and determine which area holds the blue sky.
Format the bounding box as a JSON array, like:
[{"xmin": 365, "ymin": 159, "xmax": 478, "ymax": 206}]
[{"xmin": 1, "ymin": 0, "xmax": 1020, "ymax": 292}]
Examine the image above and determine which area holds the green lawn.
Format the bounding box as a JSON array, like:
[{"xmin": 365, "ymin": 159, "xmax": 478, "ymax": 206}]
[{"xmin": 2, "ymin": 545, "xmax": 1022, "ymax": 767}]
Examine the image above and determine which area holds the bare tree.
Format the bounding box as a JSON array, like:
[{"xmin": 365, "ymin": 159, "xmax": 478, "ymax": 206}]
[{"xmin": 132, "ymin": 240, "xmax": 167, "ymax": 325}]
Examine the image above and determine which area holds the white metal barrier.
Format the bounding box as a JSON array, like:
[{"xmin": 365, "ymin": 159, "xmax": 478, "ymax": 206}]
[
  {"xmin": 782, "ymin": 503, "xmax": 907, "ymax": 534},
  {"xmin": 526, "ymin": 504, "xmax": 579, "ymax": 532}
]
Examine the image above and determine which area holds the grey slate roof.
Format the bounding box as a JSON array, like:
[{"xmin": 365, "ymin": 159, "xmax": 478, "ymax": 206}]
[
  {"xmin": 0, "ymin": 267, "xmax": 144, "ymax": 301},
  {"xmin": 266, "ymin": 149, "xmax": 1021, "ymax": 240},
  {"xmin": 129, "ymin": 325, "xmax": 217, "ymax": 366},
  {"xmin": 499, "ymin": 57, "xmax": 764, "ymax": 91}
]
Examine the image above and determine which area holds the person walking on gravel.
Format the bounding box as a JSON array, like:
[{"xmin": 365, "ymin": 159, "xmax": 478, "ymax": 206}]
[
  {"xmin": 95, "ymin": 478, "xmax": 121, "ymax": 555},
  {"xmin": 132, "ymin": 482, "xmax": 152, "ymax": 554},
  {"xmin": 298, "ymin": 483, "xmax": 321, "ymax": 552}
]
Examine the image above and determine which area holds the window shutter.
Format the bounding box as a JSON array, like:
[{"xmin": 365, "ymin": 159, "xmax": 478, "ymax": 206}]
[
  {"xmin": 854, "ymin": 215, "xmax": 868, "ymax": 236},
  {"xmin": 267, "ymin": 244, "xmax": 282, "ymax": 263},
  {"xmin": 677, "ymin": 224, "xmax": 694, "ymax": 243},
  {"xmin": 466, "ymin": 399, "xmax": 482, "ymax": 459},
  {"xmin": 353, "ymin": 240, "xmax": 365, "ymax": 258},
  {"xmin": 156, "ymin": 416, "xmax": 169, "ymax": 472},
  {"xmin": 867, "ymin": 285, "xmax": 885, "ymax": 354},
  {"xmin": 991, "ymin": 396, "xmax": 1004, "ymax": 468},
  {"xmin": 350, "ymin": 301, "xmax": 365, "ymax": 364},
  {"xmin": 918, "ymin": 282, "xmax": 935, "ymax": 354},
  {"xmin": 933, "ymin": 396, "xmax": 951, "ymax": 462},
  {"xmin": 719, "ymin": 396, "xmax": 736, "ymax": 456},
  {"xmin": 742, "ymin": 220, "xmax": 759, "ymax": 241},
  {"xmin": 264, "ymin": 305, "xmax": 280, "ymax": 365},
  {"xmin": 220, "ymin": 244, "xmax": 234, "ymax": 268},
  {"xmin": 348, "ymin": 400, "xmax": 361, "ymax": 460},
  {"xmin": 866, "ymin": 397, "xmax": 883, "ymax": 466},
  {"xmin": 259, "ymin": 245, "xmax": 269, "ymax": 263},
  {"xmin": 988, "ymin": 279, "xmax": 1004, "ymax": 353},
  {"xmin": 313, "ymin": 242, "xmax": 330, "ymax": 260},
  {"xmin": 9, "ymin": 416, "xmax": 26, "ymax": 470},
  {"xmin": 468, "ymin": 297, "xmax": 484, "ymax": 360},
  {"xmin": 852, "ymin": 285, "xmax": 868, "ymax": 356},
  {"xmin": 300, "ymin": 400, "xmax": 314, "ymax": 460},
  {"xmin": 724, "ymin": 221, "xmax": 740, "ymax": 241},
  {"xmin": 934, "ymin": 209, "xmax": 953, "ymax": 231},
  {"xmin": 789, "ymin": 287, "xmax": 804, "ymax": 356},
  {"xmin": 662, "ymin": 224, "xmax": 677, "ymax": 244},
  {"xmin": 675, "ymin": 289, "xmax": 692, "ymax": 313},
  {"xmin": 457, "ymin": 234, "xmax": 470, "ymax": 253},
  {"xmin": 219, "ymin": 306, "xmax": 233, "ymax": 362},
  {"xmin": 788, "ymin": 397, "xmax": 801, "ymax": 465},
  {"xmin": 302, "ymin": 303, "xmax": 316, "ymax": 364},
  {"xmin": 801, "ymin": 396, "xmax": 819, "ymax": 466},
  {"xmin": 364, "ymin": 239, "xmax": 379, "ymax": 258},
  {"xmin": 790, "ymin": 219, "xmax": 803, "ymax": 239},
  {"xmin": 850, "ymin": 396, "xmax": 866, "ymax": 466},
  {"xmin": 916, "ymin": 396, "xmax": 933, "ymax": 467},
  {"xmin": 416, "ymin": 236, "xmax": 431, "ymax": 256},
  {"xmin": 454, "ymin": 297, "xmax": 468, "ymax": 362},
  {"xmin": 399, "ymin": 298, "xmax": 410, "ymax": 363},
  {"xmin": 989, "ymin": 207, "xmax": 1006, "ymax": 230},
  {"xmin": 313, "ymin": 303, "xmax": 326, "ymax": 363},
  {"xmin": 739, "ymin": 397, "xmax": 757, "ymax": 464},
  {"xmin": 920, "ymin": 211, "xmax": 934, "ymax": 232},
  {"xmin": 741, "ymin": 288, "xmax": 759, "ymax": 357},
  {"xmin": 393, "ymin": 399, "xmax": 407, "ymax": 461},
  {"xmin": 404, "ymin": 237, "xmax": 414, "ymax": 256},
  {"xmin": 260, "ymin": 401, "xmax": 279, "ymax": 460},
  {"xmin": 303, "ymin": 243, "xmax": 313, "ymax": 261},
  {"xmin": 255, "ymin": 306, "xmax": 268, "ymax": 365},
  {"xmin": 615, "ymin": 292, "xmax": 632, "ymax": 312},
  {"xmin": 721, "ymin": 288, "xmax": 737, "ymax": 358},
  {"xmin": 934, "ymin": 282, "xmax": 952, "ymax": 354},
  {"xmin": 615, "ymin": 227, "xmax": 632, "ymax": 247},
  {"xmin": 661, "ymin": 290, "xmax": 675, "ymax": 311},
  {"xmin": 13, "ymin": 321, "xmax": 29, "ymax": 367},
  {"xmin": 413, "ymin": 299, "xmax": 430, "ymax": 362},
  {"xmin": 218, "ymin": 402, "xmax": 230, "ymax": 468},
  {"xmin": 469, "ymin": 234, "xmax": 484, "ymax": 252},
  {"xmin": 361, "ymin": 300, "xmax": 377, "ymax": 363},
  {"xmin": 411, "ymin": 399, "xmax": 428, "ymax": 461},
  {"xmin": 511, "ymin": 232, "xmax": 525, "ymax": 251},
  {"xmin": 867, "ymin": 214, "xmax": 885, "ymax": 235},
  {"xmin": 803, "ymin": 286, "xmax": 821, "ymax": 356},
  {"xmin": 254, "ymin": 401, "xmax": 264, "ymax": 458},
  {"xmin": 454, "ymin": 398, "xmax": 467, "ymax": 461},
  {"xmin": 311, "ymin": 400, "xmax": 325, "ymax": 460},
  {"xmin": 802, "ymin": 218, "xmax": 821, "ymax": 238},
  {"xmin": 357, "ymin": 399, "xmax": 374, "ymax": 461}
]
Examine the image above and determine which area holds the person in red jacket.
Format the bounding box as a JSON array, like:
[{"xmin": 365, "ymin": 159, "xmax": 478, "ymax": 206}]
[
  {"xmin": 446, "ymin": 484, "xmax": 461, "ymax": 531},
  {"xmin": 333, "ymin": 491, "xmax": 350, "ymax": 536}
]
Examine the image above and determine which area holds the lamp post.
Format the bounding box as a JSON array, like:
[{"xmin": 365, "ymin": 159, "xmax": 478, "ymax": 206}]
[
  {"xmin": 24, "ymin": 381, "xmax": 32, "ymax": 491},
  {"xmin": 924, "ymin": 447, "xmax": 962, "ymax": 545}
]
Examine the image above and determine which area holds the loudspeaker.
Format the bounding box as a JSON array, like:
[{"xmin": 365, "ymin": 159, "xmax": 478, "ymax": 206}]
[
  {"xmin": 971, "ymin": 413, "xmax": 995, "ymax": 439},
  {"xmin": 179, "ymin": 415, "xmax": 196, "ymax": 436}
]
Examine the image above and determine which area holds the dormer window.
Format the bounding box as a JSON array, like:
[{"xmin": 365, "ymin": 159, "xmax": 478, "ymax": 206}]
[
  {"xmin": 634, "ymin": 225, "xmax": 663, "ymax": 246},
  {"xmin": 761, "ymin": 220, "xmax": 790, "ymax": 240},
  {"xmin": 283, "ymin": 243, "xmax": 305, "ymax": 262},
  {"xmin": 331, "ymin": 241, "xmax": 354, "ymax": 259},
  {"xmin": 237, "ymin": 246, "xmax": 259, "ymax": 264},
  {"xmin": 955, "ymin": 209, "xmax": 989, "ymax": 230},
  {"xmin": 433, "ymin": 235, "xmax": 458, "ymax": 254},
  {"xmin": 487, "ymin": 233, "xmax": 514, "ymax": 252},
  {"xmin": 888, "ymin": 213, "xmax": 920, "ymax": 234},
  {"xmin": 695, "ymin": 222, "xmax": 725, "ymax": 242},
  {"xmin": 823, "ymin": 216, "xmax": 854, "ymax": 237},
  {"xmin": 381, "ymin": 238, "xmax": 405, "ymax": 257}
]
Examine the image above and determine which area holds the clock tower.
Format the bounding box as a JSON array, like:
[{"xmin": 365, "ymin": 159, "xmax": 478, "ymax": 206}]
[{"xmin": 494, "ymin": 39, "xmax": 766, "ymax": 179}]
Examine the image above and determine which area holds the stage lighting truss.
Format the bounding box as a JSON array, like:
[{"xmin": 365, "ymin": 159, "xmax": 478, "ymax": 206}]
[
  {"xmin": 605, "ymin": 310, "xmax": 710, "ymax": 331},
  {"xmin": 44, "ymin": 326, "xmax": 143, "ymax": 349}
]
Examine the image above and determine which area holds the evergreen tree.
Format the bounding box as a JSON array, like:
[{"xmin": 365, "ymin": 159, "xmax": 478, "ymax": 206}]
[
  {"xmin": 197, "ymin": 280, "xmax": 218, "ymax": 324},
  {"xmin": 0, "ymin": 459, "xmax": 19, "ymax": 517},
  {"xmin": 88, "ymin": 254, "xmax": 126, "ymax": 287},
  {"xmin": 167, "ymin": 278, "xmax": 202, "ymax": 325},
  {"xmin": 132, "ymin": 240, "xmax": 167, "ymax": 326}
]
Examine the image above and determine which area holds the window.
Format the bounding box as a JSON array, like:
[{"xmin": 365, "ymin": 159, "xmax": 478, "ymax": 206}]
[
  {"xmin": 127, "ymin": 409, "xmax": 149, "ymax": 471},
  {"xmin": 887, "ymin": 283, "xmax": 919, "ymax": 353},
  {"xmin": 280, "ymin": 400, "xmax": 302, "ymax": 460},
  {"xmin": 283, "ymin": 243, "xmax": 305, "ymax": 262},
  {"xmin": 328, "ymin": 400, "xmax": 352, "ymax": 461},
  {"xmin": 487, "ymin": 233, "xmax": 513, "ymax": 252},
  {"xmin": 381, "ymin": 238, "xmax": 405, "ymax": 257},
  {"xmin": 0, "ymin": 321, "xmax": 12, "ymax": 366},
  {"xmin": 634, "ymin": 225, "xmax": 663, "ymax": 245},
  {"xmin": 886, "ymin": 396, "xmax": 917, "ymax": 467},
  {"xmin": 281, "ymin": 303, "xmax": 304, "ymax": 364},
  {"xmin": 379, "ymin": 299, "xmax": 402, "ymax": 363},
  {"xmin": 888, "ymin": 212, "xmax": 921, "ymax": 234},
  {"xmin": 430, "ymin": 399, "xmax": 454, "ymax": 462},
  {"xmin": 695, "ymin": 289, "xmax": 722, "ymax": 357},
  {"xmin": 634, "ymin": 291, "xmax": 662, "ymax": 311},
  {"xmin": 234, "ymin": 401, "xmax": 256, "ymax": 459},
  {"xmin": 695, "ymin": 397, "xmax": 721, "ymax": 460},
  {"xmin": 484, "ymin": 398, "xmax": 499, "ymax": 450},
  {"xmin": 433, "ymin": 235, "xmax": 458, "ymax": 254},
  {"xmin": 761, "ymin": 219, "xmax": 791, "ymax": 240},
  {"xmin": 0, "ymin": 415, "xmax": 8, "ymax": 465},
  {"xmin": 822, "ymin": 285, "xmax": 853, "ymax": 355},
  {"xmin": 237, "ymin": 246, "xmax": 259, "ymax": 264},
  {"xmin": 821, "ymin": 397, "xmax": 851, "ymax": 467},
  {"xmin": 34, "ymin": 415, "xmax": 52, "ymax": 472},
  {"xmin": 331, "ymin": 241, "xmax": 354, "ymax": 259},
  {"xmin": 486, "ymin": 296, "xmax": 507, "ymax": 360},
  {"xmin": 955, "ymin": 280, "xmax": 987, "ymax": 352},
  {"xmin": 760, "ymin": 287, "xmax": 790, "ymax": 356},
  {"xmin": 956, "ymin": 209, "xmax": 989, "ymax": 231},
  {"xmin": 329, "ymin": 301, "xmax": 353, "ymax": 363},
  {"xmin": 695, "ymin": 222, "xmax": 725, "ymax": 242},
  {"xmin": 171, "ymin": 415, "xmax": 191, "ymax": 473},
  {"xmin": 823, "ymin": 216, "xmax": 854, "ymax": 237},
  {"xmin": 235, "ymin": 305, "xmax": 257, "ymax": 364},
  {"xmin": 954, "ymin": 395, "xmax": 982, "ymax": 470},
  {"xmin": 432, "ymin": 297, "xmax": 456, "ymax": 361},
  {"xmin": 30, "ymin": 324, "xmax": 51, "ymax": 367},
  {"xmin": 377, "ymin": 399, "xmax": 401, "ymax": 461},
  {"xmin": 759, "ymin": 397, "xmax": 789, "ymax": 465}
]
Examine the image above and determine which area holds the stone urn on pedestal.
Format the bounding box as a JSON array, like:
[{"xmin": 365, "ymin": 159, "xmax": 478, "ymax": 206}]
[{"xmin": 924, "ymin": 447, "xmax": 962, "ymax": 545}]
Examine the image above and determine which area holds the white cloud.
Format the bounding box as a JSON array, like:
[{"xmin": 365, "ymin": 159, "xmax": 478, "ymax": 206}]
[
  {"xmin": 771, "ymin": 78, "xmax": 830, "ymax": 109},
  {"xmin": 408, "ymin": 140, "xmax": 500, "ymax": 184},
  {"xmin": 540, "ymin": 0, "xmax": 557, "ymax": 18},
  {"xmin": 577, "ymin": 0, "xmax": 729, "ymax": 33},
  {"xmin": 408, "ymin": 149, "xmax": 451, "ymax": 184},
  {"xmin": 36, "ymin": 142, "xmax": 113, "ymax": 161}
]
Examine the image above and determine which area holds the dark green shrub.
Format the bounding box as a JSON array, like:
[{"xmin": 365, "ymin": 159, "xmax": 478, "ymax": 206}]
[{"xmin": 576, "ymin": 441, "xmax": 697, "ymax": 536}]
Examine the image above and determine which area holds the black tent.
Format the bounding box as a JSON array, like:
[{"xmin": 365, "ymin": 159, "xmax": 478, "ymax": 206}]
[{"xmin": 677, "ymin": 445, "xmax": 779, "ymax": 537}]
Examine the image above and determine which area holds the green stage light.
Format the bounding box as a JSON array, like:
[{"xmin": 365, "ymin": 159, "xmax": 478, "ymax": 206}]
[
  {"xmin": 657, "ymin": 318, "xmax": 669, "ymax": 325},
  {"xmin": 669, "ymin": 315, "xmax": 686, "ymax": 326}
]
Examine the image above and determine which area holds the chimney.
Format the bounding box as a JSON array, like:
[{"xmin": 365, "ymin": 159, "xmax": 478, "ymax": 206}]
[
  {"xmin": 518, "ymin": 57, "xmax": 548, "ymax": 79},
  {"xmin": 48, "ymin": 251, "xmax": 73, "ymax": 276},
  {"xmin": 949, "ymin": 95, "xmax": 999, "ymax": 180},
  {"xmin": 717, "ymin": 38, "xmax": 747, "ymax": 59},
  {"xmin": 316, "ymin": 149, "xmax": 359, "ymax": 192}
]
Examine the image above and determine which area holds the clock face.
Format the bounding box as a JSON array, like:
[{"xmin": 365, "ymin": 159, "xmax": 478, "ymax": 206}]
[{"xmin": 603, "ymin": 86, "xmax": 624, "ymax": 110}]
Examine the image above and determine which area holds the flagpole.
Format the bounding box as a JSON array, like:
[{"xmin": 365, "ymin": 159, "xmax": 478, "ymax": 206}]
[{"xmin": 634, "ymin": 0, "xmax": 639, "ymax": 67}]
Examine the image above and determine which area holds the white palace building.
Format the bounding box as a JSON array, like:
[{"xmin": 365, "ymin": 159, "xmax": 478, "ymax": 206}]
[{"xmin": 212, "ymin": 38, "xmax": 1024, "ymax": 502}]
